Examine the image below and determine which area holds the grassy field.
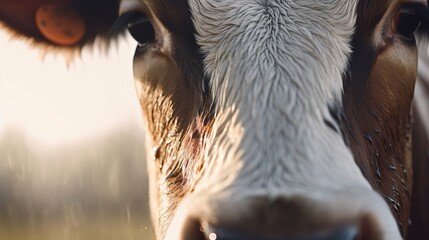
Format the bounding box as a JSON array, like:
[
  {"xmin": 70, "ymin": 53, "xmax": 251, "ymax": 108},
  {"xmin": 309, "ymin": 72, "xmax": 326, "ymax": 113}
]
[
  {"xmin": 0, "ymin": 123, "xmax": 155, "ymax": 240},
  {"xmin": 0, "ymin": 217, "xmax": 155, "ymax": 240}
]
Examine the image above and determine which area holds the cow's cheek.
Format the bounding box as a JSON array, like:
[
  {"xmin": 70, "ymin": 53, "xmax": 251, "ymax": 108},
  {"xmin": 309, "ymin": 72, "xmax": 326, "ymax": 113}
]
[
  {"xmin": 370, "ymin": 41, "xmax": 417, "ymax": 182},
  {"xmin": 132, "ymin": 47, "xmax": 198, "ymax": 237},
  {"xmin": 358, "ymin": 41, "xmax": 417, "ymax": 233},
  {"xmin": 368, "ymin": 42, "xmax": 417, "ymax": 114},
  {"xmin": 374, "ymin": 41, "xmax": 417, "ymax": 227},
  {"xmin": 132, "ymin": 48, "xmax": 173, "ymax": 233}
]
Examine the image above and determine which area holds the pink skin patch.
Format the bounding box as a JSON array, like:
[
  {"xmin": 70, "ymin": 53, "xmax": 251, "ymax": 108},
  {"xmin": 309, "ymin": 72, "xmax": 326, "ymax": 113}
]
[{"xmin": 35, "ymin": 3, "xmax": 86, "ymax": 45}]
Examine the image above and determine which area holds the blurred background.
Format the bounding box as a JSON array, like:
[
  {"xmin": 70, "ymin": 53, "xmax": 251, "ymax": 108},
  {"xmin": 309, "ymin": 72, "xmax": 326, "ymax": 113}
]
[{"xmin": 0, "ymin": 31, "xmax": 155, "ymax": 240}]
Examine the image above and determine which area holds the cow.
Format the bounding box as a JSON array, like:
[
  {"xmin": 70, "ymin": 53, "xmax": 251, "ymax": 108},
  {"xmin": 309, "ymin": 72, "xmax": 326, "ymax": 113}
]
[{"xmin": 0, "ymin": 0, "xmax": 428, "ymax": 239}]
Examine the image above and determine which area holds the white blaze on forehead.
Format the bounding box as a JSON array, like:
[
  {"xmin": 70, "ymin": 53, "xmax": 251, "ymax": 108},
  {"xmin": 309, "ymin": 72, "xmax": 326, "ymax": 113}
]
[{"xmin": 188, "ymin": 0, "xmax": 370, "ymax": 194}]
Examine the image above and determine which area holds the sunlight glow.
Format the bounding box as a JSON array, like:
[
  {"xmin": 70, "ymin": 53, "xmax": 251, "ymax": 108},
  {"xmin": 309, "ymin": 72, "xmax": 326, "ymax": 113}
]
[{"xmin": 0, "ymin": 31, "xmax": 141, "ymax": 145}]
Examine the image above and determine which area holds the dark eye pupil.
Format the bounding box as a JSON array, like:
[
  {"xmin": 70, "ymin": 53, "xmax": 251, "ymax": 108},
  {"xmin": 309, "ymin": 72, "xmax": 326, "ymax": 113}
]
[
  {"xmin": 397, "ymin": 8, "xmax": 422, "ymax": 39},
  {"xmin": 127, "ymin": 12, "xmax": 155, "ymax": 45}
]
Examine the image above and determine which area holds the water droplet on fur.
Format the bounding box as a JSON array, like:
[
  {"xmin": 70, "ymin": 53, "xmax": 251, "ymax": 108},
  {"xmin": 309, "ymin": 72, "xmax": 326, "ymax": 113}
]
[
  {"xmin": 364, "ymin": 133, "xmax": 374, "ymax": 143},
  {"xmin": 393, "ymin": 203, "xmax": 400, "ymax": 212},
  {"xmin": 375, "ymin": 168, "xmax": 381, "ymax": 181},
  {"xmin": 388, "ymin": 165, "xmax": 397, "ymax": 171},
  {"xmin": 387, "ymin": 197, "xmax": 401, "ymax": 213},
  {"xmin": 373, "ymin": 159, "xmax": 381, "ymax": 181},
  {"xmin": 392, "ymin": 186, "xmax": 400, "ymax": 196}
]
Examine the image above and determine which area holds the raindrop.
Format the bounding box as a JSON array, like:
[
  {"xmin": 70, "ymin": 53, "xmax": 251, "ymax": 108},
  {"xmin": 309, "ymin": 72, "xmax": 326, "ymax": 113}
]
[
  {"xmin": 373, "ymin": 159, "xmax": 381, "ymax": 181},
  {"xmin": 393, "ymin": 189, "xmax": 400, "ymax": 197},
  {"xmin": 364, "ymin": 133, "xmax": 374, "ymax": 143},
  {"xmin": 387, "ymin": 197, "xmax": 401, "ymax": 212},
  {"xmin": 388, "ymin": 165, "xmax": 397, "ymax": 171},
  {"xmin": 375, "ymin": 167, "xmax": 381, "ymax": 181},
  {"xmin": 393, "ymin": 203, "xmax": 400, "ymax": 212}
]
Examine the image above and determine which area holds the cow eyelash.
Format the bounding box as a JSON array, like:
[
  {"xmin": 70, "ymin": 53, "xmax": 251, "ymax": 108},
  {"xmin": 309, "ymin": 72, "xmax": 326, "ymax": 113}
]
[
  {"xmin": 108, "ymin": 12, "xmax": 135, "ymax": 37},
  {"xmin": 109, "ymin": 12, "xmax": 155, "ymax": 46},
  {"xmin": 395, "ymin": 3, "xmax": 429, "ymax": 41}
]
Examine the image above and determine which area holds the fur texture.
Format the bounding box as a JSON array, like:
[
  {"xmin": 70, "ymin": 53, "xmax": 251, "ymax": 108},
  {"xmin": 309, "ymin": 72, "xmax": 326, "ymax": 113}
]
[{"xmin": 188, "ymin": 0, "xmax": 369, "ymax": 196}]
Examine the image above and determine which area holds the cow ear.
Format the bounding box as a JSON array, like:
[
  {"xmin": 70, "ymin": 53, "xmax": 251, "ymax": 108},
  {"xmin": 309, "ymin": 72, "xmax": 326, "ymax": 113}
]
[{"xmin": 0, "ymin": 0, "xmax": 120, "ymax": 47}]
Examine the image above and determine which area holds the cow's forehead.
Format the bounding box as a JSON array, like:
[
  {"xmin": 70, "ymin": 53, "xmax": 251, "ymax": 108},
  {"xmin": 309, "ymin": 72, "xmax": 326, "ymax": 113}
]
[{"xmin": 189, "ymin": 0, "xmax": 358, "ymax": 108}]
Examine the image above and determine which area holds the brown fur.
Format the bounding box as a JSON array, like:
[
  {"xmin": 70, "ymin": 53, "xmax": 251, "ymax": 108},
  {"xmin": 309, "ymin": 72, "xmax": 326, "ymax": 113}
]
[
  {"xmin": 344, "ymin": 0, "xmax": 423, "ymax": 237},
  {"xmin": 410, "ymin": 74, "xmax": 429, "ymax": 239},
  {"xmin": 1, "ymin": 0, "xmax": 428, "ymax": 239},
  {"xmin": 131, "ymin": 1, "xmax": 208, "ymax": 237}
]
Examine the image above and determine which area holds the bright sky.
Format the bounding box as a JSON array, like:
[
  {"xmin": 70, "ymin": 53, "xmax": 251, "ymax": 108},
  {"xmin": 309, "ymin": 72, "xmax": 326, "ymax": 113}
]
[{"xmin": 0, "ymin": 31, "xmax": 142, "ymax": 145}]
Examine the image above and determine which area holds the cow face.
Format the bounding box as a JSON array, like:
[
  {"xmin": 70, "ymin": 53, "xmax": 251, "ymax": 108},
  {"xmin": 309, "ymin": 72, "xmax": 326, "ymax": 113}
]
[
  {"xmin": 1, "ymin": 0, "xmax": 429, "ymax": 239},
  {"xmin": 127, "ymin": 0, "xmax": 427, "ymax": 239}
]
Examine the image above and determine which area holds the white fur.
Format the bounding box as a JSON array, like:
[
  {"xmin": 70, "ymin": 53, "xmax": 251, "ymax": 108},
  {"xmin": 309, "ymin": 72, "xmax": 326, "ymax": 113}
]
[
  {"xmin": 164, "ymin": 1, "xmax": 405, "ymax": 239},
  {"xmin": 188, "ymin": 0, "xmax": 369, "ymax": 196}
]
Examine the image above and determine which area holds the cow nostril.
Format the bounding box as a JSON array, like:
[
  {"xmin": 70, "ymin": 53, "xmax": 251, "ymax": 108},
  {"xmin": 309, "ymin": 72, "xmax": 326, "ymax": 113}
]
[{"xmin": 202, "ymin": 224, "xmax": 359, "ymax": 240}]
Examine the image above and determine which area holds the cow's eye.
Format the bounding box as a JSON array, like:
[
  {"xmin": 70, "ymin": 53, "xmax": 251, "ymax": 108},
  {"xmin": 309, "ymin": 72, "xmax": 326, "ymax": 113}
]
[
  {"xmin": 395, "ymin": 5, "xmax": 422, "ymax": 41},
  {"xmin": 127, "ymin": 12, "xmax": 155, "ymax": 45}
]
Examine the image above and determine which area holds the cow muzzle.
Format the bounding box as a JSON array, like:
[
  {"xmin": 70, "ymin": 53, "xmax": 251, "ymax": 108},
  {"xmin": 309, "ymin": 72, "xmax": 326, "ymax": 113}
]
[{"xmin": 163, "ymin": 188, "xmax": 402, "ymax": 240}]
